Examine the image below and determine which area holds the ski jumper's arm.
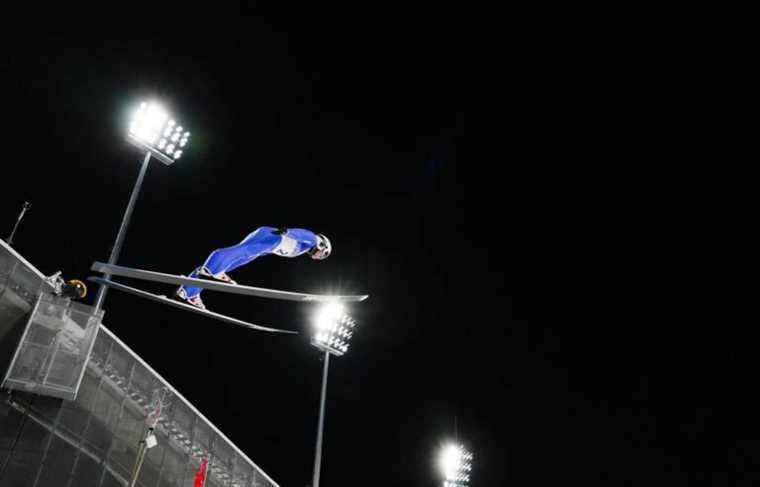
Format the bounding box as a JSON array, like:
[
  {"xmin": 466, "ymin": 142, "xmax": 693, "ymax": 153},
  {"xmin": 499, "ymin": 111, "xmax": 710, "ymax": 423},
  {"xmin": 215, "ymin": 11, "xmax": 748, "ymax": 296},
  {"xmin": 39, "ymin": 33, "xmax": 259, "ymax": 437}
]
[{"xmin": 281, "ymin": 228, "xmax": 319, "ymax": 257}]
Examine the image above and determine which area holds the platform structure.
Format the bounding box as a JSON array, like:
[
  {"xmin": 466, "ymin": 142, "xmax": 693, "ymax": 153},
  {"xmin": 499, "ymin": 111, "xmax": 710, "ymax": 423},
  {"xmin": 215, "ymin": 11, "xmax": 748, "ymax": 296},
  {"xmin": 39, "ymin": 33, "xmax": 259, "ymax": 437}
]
[{"xmin": 0, "ymin": 239, "xmax": 280, "ymax": 487}]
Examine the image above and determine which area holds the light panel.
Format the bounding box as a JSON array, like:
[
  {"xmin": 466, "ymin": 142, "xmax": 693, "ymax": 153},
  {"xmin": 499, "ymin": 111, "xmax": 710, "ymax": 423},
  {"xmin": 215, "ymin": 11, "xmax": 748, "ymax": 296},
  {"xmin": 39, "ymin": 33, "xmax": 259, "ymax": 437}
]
[
  {"xmin": 440, "ymin": 444, "xmax": 473, "ymax": 487},
  {"xmin": 312, "ymin": 302, "xmax": 357, "ymax": 356},
  {"xmin": 127, "ymin": 101, "xmax": 190, "ymax": 163}
]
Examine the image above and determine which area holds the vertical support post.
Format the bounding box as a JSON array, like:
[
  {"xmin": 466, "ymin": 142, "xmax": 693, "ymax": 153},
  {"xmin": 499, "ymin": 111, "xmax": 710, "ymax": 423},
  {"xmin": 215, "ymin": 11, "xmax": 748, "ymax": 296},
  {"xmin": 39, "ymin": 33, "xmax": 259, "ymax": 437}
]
[
  {"xmin": 129, "ymin": 425, "xmax": 152, "ymax": 487},
  {"xmin": 200, "ymin": 454, "xmax": 212, "ymax": 487},
  {"xmin": 95, "ymin": 359, "xmax": 138, "ymax": 487},
  {"xmin": 130, "ymin": 388, "xmax": 164, "ymax": 487},
  {"xmin": 6, "ymin": 201, "xmax": 31, "ymax": 246},
  {"xmin": 0, "ymin": 261, "xmax": 19, "ymax": 301},
  {"xmin": 93, "ymin": 151, "xmax": 151, "ymax": 313},
  {"xmin": 1, "ymin": 293, "xmax": 43, "ymax": 388},
  {"xmin": 312, "ymin": 351, "xmax": 330, "ymax": 487},
  {"xmin": 130, "ymin": 441, "xmax": 145, "ymax": 487},
  {"xmin": 30, "ymin": 393, "xmax": 65, "ymax": 487},
  {"xmin": 64, "ymin": 338, "xmax": 114, "ymax": 487}
]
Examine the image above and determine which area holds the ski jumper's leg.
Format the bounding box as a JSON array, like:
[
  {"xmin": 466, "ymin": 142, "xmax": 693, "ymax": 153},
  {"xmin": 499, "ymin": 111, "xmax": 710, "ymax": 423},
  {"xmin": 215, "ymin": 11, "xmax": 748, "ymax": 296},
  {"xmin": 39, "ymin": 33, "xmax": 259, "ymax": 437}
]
[
  {"xmin": 220, "ymin": 229, "xmax": 281, "ymax": 273},
  {"xmin": 221, "ymin": 253, "xmax": 256, "ymax": 274},
  {"xmin": 180, "ymin": 246, "xmax": 241, "ymax": 298},
  {"xmin": 202, "ymin": 243, "xmax": 250, "ymax": 275},
  {"xmin": 180, "ymin": 237, "xmax": 256, "ymax": 298},
  {"xmin": 181, "ymin": 227, "xmax": 280, "ymax": 298}
]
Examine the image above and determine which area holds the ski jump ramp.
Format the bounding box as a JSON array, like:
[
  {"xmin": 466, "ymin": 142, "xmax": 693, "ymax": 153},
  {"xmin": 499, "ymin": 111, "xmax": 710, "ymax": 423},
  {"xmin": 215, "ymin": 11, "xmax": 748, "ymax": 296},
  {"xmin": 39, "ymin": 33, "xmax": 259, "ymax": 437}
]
[{"xmin": 0, "ymin": 238, "xmax": 280, "ymax": 487}]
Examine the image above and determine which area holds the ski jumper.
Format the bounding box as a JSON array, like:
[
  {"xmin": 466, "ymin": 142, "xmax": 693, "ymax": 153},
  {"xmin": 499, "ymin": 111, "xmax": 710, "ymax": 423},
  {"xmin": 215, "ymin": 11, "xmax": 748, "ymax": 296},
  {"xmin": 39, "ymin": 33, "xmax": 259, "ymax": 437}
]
[{"xmin": 181, "ymin": 226, "xmax": 320, "ymax": 298}]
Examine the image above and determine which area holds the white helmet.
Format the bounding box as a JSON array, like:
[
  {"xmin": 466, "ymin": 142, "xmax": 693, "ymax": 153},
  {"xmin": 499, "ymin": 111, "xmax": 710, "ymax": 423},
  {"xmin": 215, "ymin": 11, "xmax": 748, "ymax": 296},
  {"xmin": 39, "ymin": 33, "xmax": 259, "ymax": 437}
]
[{"xmin": 310, "ymin": 233, "xmax": 332, "ymax": 260}]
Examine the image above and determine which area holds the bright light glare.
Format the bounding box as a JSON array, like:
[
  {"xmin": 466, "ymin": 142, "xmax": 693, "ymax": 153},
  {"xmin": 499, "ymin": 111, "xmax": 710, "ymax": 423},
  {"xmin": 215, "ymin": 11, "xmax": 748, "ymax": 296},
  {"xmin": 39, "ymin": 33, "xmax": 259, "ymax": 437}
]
[
  {"xmin": 441, "ymin": 445, "xmax": 462, "ymax": 479},
  {"xmin": 311, "ymin": 302, "xmax": 358, "ymax": 356},
  {"xmin": 440, "ymin": 444, "xmax": 472, "ymax": 484},
  {"xmin": 130, "ymin": 102, "xmax": 168, "ymax": 145},
  {"xmin": 314, "ymin": 302, "xmax": 345, "ymax": 330},
  {"xmin": 128, "ymin": 101, "xmax": 190, "ymax": 160}
]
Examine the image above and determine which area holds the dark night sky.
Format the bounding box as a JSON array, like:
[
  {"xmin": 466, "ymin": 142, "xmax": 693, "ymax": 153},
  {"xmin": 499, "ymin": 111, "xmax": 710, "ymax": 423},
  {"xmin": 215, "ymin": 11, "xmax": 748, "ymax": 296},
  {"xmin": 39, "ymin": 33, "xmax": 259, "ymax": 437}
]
[{"xmin": 1, "ymin": 9, "xmax": 756, "ymax": 487}]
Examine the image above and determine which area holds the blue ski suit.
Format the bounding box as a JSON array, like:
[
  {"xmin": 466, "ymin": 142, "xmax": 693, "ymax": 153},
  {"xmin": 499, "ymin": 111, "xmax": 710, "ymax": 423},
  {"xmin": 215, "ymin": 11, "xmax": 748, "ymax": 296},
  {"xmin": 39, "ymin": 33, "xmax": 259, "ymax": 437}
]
[{"xmin": 181, "ymin": 226, "xmax": 320, "ymax": 298}]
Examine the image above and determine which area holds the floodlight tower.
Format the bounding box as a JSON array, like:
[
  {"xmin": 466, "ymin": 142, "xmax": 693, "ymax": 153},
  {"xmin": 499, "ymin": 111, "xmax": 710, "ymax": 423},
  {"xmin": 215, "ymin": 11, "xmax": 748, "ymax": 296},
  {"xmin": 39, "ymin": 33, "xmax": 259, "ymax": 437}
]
[
  {"xmin": 440, "ymin": 443, "xmax": 474, "ymax": 487},
  {"xmin": 310, "ymin": 302, "xmax": 358, "ymax": 487},
  {"xmin": 93, "ymin": 101, "xmax": 190, "ymax": 312}
]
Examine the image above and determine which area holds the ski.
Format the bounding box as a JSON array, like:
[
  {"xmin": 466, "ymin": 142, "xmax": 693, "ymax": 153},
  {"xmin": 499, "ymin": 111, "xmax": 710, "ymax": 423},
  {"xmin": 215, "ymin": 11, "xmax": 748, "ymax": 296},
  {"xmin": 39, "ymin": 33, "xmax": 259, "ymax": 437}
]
[
  {"xmin": 87, "ymin": 277, "xmax": 297, "ymax": 335},
  {"xmin": 90, "ymin": 261, "xmax": 369, "ymax": 302}
]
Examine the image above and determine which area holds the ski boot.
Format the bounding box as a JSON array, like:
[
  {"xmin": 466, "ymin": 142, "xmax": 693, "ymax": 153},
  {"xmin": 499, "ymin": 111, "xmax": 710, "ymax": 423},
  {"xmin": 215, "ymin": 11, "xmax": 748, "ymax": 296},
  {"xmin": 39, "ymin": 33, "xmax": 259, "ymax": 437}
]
[{"xmin": 174, "ymin": 287, "xmax": 206, "ymax": 310}]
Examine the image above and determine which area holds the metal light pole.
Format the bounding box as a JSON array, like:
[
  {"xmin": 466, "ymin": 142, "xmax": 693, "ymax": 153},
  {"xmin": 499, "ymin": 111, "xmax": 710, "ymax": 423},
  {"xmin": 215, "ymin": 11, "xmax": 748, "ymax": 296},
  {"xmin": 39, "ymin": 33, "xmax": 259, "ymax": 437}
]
[
  {"xmin": 93, "ymin": 152, "xmax": 151, "ymax": 312},
  {"xmin": 6, "ymin": 201, "xmax": 31, "ymax": 246},
  {"xmin": 312, "ymin": 350, "xmax": 330, "ymax": 487},
  {"xmin": 93, "ymin": 101, "xmax": 190, "ymax": 313},
  {"xmin": 310, "ymin": 303, "xmax": 358, "ymax": 487}
]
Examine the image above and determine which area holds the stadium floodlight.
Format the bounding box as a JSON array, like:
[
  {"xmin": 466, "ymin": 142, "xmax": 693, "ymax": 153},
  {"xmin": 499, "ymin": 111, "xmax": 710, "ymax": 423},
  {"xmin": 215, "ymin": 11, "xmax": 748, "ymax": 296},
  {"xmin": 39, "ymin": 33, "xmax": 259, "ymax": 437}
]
[
  {"xmin": 440, "ymin": 443, "xmax": 473, "ymax": 487},
  {"xmin": 127, "ymin": 101, "xmax": 190, "ymax": 166},
  {"xmin": 310, "ymin": 301, "xmax": 359, "ymax": 487},
  {"xmin": 311, "ymin": 302, "xmax": 357, "ymax": 357},
  {"xmin": 93, "ymin": 99, "xmax": 191, "ymax": 313}
]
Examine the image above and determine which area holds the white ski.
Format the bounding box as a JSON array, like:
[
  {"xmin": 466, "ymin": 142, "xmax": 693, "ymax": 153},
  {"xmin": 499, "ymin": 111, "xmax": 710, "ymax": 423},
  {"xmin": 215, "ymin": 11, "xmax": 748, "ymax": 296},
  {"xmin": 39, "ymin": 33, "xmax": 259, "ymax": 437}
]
[
  {"xmin": 88, "ymin": 277, "xmax": 297, "ymax": 335},
  {"xmin": 90, "ymin": 262, "xmax": 369, "ymax": 302}
]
